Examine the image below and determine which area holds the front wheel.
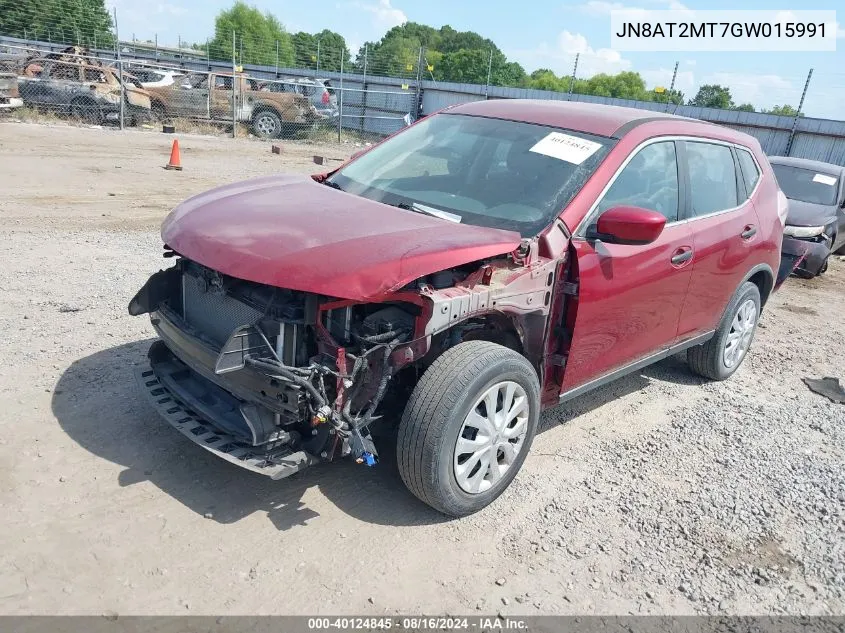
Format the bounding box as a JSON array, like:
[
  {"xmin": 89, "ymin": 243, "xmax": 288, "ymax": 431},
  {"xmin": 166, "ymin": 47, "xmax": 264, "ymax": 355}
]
[
  {"xmin": 396, "ymin": 341, "xmax": 540, "ymax": 517},
  {"xmin": 687, "ymin": 281, "xmax": 761, "ymax": 381}
]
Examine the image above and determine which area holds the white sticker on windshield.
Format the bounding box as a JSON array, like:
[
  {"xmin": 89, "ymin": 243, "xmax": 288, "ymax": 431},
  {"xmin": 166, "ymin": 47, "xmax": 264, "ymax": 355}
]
[
  {"xmin": 529, "ymin": 132, "xmax": 602, "ymax": 165},
  {"xmin": 813, "ymin": 173, "xmax": 837, "ymax": 186}
]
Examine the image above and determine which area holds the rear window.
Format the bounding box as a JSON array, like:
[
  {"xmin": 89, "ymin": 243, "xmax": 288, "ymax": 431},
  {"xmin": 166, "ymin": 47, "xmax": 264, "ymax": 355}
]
[
  {"xmin": 772, "ymin": 164, "xmax": 839, "ymax": 206},
  {"xmin": 736, "ymin": 148, "xmax": 761, "ymax": 196}
]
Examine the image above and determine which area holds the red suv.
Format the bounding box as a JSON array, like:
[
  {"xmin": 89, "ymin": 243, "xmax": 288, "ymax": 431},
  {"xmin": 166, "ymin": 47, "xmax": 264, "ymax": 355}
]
[{"xmin": 130, "ymin": 100, "xmax": 787, "ymax": 517}]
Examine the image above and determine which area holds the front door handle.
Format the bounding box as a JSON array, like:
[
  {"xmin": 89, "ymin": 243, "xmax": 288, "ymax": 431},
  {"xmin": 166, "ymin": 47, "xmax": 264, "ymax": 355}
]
[
  {"xmin": 671, "ymin": 248, "xmax": 693, "ymax": 266},
  {"xmin": 741, "ymin": 225, "xmax": 757, "ymax": 240}
]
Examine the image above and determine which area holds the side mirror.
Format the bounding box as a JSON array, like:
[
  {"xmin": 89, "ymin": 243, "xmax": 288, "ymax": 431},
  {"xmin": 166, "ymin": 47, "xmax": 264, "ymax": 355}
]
[{"xmin": 592, "ymin": 205, "xmax": 666, "ymax": 245}]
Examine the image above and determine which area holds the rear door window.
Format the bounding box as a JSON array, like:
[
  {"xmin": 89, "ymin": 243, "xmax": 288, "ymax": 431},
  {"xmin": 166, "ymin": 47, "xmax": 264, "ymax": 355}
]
[
  {"xmin": 685, "ymin": 142, "xmax": 739, "ymax": 217},
  {"xmin": 736, "ymin": 148, "xmax": 761, "ymax": 196}
]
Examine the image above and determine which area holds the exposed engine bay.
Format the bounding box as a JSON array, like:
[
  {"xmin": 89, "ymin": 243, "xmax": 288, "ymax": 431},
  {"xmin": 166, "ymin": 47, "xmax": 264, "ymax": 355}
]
[{"xmin": 129, "ymin": 246, "xmax": 559, "ymax": 479}]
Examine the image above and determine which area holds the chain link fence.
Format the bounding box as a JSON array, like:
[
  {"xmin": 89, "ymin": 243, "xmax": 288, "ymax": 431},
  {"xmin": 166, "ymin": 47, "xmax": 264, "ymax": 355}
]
[{"xmin": 0, "ymin": 40, "xmax": 419, "ymax": 145}]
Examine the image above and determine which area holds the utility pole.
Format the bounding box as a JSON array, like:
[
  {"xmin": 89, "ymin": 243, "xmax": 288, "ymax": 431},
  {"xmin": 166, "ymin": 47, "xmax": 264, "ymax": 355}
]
[
  {"xmin": 206, "ymin": 38, "xmax": 210, "ymax": 70},
  {"xmin": 785, "ymin": 68, "xmax": 813, "ymax": 156},
  {"xmin": 485, "ymin": 49, "xmax": 493, "ymax": 99},
  {"xmin": 275, "ymin": 40, "xmax": 279, "ymax": 76},
  {"xmin": 568, "ymin": 53, "xmax": 579, "ymax": 95},
  {"xmin": 114, "ymin": 8, "xmax": 124, "ymax": 130},
  {"xmin": 316, "ymin": 39, "xmax": 321, "ymax": 72}
]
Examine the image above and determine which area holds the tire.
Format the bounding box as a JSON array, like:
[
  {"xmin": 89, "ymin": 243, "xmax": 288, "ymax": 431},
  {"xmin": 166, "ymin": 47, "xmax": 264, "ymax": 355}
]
[
  {"xmin": 252, "ymin": 109, "xmax": 283, "ymax": 139},
  {"xmin": 70, "ymin": 97, "xmax": 102, "ymax": 125},
  {"xmin": 818, "ymin": 258, "xmax": 829, "ymax": 275},
  {"xmin": 687, "ymin": 281, "xmax": 761, "ymax": 381},
  {"xmin": 396, "ymin": 340, "xmax": 540, "ymax": 517},
  {"xmin": 835, "ymin": 244, "xmax": 845, "ymax": 256}
]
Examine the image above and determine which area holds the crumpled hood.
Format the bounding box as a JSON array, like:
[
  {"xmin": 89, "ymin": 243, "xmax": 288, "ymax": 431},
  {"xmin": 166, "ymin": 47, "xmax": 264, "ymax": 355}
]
[
  {"xmin": 162, "ymin": 174, "xmax": 522, "ymax": 301},
  {"xmin": 785, "ymin": 199, "xmax": 837, "ymax": 227}
]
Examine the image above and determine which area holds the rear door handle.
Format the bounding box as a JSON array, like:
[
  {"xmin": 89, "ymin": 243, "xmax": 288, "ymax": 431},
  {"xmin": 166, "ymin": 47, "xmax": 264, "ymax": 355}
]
[
  {"xmin": 671, "ymin": 248, "xmax": 693, "ymax": 266},
  {"xmin": 741, "ymin": 225, "xmax": 757, "ymax": 239}
]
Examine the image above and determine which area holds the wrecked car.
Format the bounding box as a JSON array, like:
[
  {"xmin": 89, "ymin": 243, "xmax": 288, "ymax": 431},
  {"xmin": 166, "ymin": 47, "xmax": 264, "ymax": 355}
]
[
  {"xmin": 17, "ymin": 58, "xmax": 151, "ymax": 125},
  {"xmin": 145, "ymin": 72, "xmax": 317, "ymax": 139},
  {"xmin": 769, "ymin": 156, "xmax": 845, "ymax": 278},
  {"xmin": 130, "ymin": 100, "xmax": 787, "ymax": 517},
  {"xmin": 0, "ymin": 72, "xmax": 22, "ymax": 110}
]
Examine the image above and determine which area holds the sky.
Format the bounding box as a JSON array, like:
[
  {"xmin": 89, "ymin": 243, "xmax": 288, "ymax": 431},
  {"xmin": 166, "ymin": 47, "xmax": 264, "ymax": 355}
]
[{"xmin": 106, "ymin": 0, "xmax": 845, "ymax": 119}]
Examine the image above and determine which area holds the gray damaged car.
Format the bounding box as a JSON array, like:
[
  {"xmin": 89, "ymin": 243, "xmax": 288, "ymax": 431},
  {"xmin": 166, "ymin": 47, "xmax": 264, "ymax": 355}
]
[{"xmin": 770, "ymin": 156, "xmax": 845, "ymax": 278}]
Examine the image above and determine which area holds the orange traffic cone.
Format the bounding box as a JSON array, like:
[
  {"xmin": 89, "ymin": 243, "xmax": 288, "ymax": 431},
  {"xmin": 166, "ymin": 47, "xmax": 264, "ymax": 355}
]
[{"xmin": 165, "ymin": 139, "xmax": 182, "ymax": 171}]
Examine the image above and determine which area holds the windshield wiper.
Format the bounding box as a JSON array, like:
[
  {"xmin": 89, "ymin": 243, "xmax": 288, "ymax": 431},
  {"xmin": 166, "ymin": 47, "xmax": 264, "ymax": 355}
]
[
  {"xmin": 395, "ymin": 201, "xmax": 462, "ymax": 223},
  {"xmin": 322, "ymin": 179, "xmax": 344, "ymax": 191}
]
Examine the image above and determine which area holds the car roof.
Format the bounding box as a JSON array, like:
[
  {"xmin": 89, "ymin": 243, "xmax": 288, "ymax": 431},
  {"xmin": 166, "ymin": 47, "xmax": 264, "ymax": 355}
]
[
  {"xmin": 768, "ymin": 156, "xmax": 845, "ymax": 177},
  {"xmin": 446, "ymin": 99, "xmax": 729, "ymax": 139}
]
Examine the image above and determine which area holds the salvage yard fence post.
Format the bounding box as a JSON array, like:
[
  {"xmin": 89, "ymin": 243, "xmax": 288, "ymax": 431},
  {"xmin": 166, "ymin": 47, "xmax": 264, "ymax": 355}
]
[
  {"xmin": 232, "ymin": 30, "xmax": 237, "ymax": 139},
  {"xmin": 114, "ymin": 7, "xmax": 124, "ymax": 131},
  {"xmin": 785, "ymin": 68, "xmax": 813, "ymax": 157},
  {"xmin": 337, "ymin": 48, "xmax": 344, "ymax": 143}
]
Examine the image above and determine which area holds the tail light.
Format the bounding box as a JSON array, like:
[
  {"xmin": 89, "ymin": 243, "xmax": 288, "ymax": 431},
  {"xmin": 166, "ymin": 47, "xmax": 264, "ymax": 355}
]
[{"xmin": 321, "ymin": 91, "xmax": 329, "ymax": 104}]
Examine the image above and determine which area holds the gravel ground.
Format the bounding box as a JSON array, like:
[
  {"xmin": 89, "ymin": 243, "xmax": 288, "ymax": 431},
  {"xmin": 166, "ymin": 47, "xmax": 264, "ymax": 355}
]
[{"xmin": 0, "ymin": 122, "xmax": 843, "ymax": 616}]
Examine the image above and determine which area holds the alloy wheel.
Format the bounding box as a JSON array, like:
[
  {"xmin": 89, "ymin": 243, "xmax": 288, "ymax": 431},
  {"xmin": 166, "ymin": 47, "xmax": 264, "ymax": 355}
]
[{"xmin": 723, "ymin": 298, "xmax": 757, "ymax": 369}]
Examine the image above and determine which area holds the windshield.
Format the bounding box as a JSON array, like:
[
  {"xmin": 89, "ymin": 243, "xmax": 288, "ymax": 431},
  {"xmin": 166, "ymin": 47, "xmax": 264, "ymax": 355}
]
[
  {"xmin": 327, "ymin": 113, "xmax": 615, "ymax": 236},
  {"xmin": 772, "ymin": 164, "xmax": 839, "ymax": 206}
]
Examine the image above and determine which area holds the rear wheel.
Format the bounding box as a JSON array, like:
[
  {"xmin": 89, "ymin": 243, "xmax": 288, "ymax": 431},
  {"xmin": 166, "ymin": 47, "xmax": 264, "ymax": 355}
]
[
  {"xmin": 687, "ymin": 281, "xmax": 760, "ymax": 381},
  {"xmin": 252, "ymin": 109, "xmax": 283, "ymax": 139},
  {"xmin": 397, "ymin": 341, "xmax": 540, "ymax": 517}
]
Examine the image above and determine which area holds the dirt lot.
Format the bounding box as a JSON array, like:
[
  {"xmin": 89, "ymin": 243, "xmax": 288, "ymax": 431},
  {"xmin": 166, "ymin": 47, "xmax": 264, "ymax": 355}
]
[{"xmin": 0, "ymin": 122, "xmax": 843, "ymax": 616}]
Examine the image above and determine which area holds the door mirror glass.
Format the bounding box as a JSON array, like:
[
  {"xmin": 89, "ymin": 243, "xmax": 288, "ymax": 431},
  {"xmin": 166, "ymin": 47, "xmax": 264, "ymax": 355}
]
[{"xmin": 593, "ymin": 205, "xmax": 666, "ymax": 245}]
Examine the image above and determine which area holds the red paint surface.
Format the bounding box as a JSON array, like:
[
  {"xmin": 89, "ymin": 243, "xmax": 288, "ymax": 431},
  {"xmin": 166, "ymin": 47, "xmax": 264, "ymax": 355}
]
[
  {"xmin": 560, "ymin": 222, "xmax": 695, "ymax": 391},
  {"xmin": 595, "ymin": 206, "xmax": 667, "ymax": 244},
  {"xmin": 161, "ymin": 174, "xmax": 521, "ymax": 301}
]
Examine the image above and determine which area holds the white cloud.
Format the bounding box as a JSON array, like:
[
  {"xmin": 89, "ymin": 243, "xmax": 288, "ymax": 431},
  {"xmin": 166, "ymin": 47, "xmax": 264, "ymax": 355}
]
[
  {"xmin": 578, "ymin": 0, "xmax": 689, "ymax": 15},
  {"xmin": 354, "ymin": 0, "xmax": 407, "ymax": 29},
  {"xmin": 156, "ymin": 3, "xmax": 187, "ymax": 17},
  {"xmin": 509, "ymin": 30, "xmax": 631, "ymax": 77},
  {"xmin": 698, "ymin": 72, "xmax": 796, "ymax": 109}
]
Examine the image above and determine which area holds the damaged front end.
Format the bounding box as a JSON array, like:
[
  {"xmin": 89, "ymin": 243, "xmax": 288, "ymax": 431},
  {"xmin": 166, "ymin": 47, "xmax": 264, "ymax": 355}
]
[
  {"xmin": 130, "ymin": 257, "xmax": 422, "ymax": 477},
  {"xmin": 129, "ymin": 240, "xmax": 556, "ymax": 479}
]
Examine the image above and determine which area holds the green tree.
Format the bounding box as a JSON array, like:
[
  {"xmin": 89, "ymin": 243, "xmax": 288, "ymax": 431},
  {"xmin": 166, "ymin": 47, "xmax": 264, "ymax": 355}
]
[
  {"xmin": 688, "ymin": 84, "xmax": 734, "ymax": 109},
  {"xmin": 733, "ymin": 103, "xmax": 756, "ymax": 112},
  {"xmin": 291, "ymin": 30, "xmax": 349, "ymax": 71},
  {"xmin": 764, "ymin": 104, "xmax": 803, "ymax": 117},
  {"xmin": 0, "ymin": 0, "xmax": 113, "ymax": 47},
  {"xmin": 208, "ymin": 2, "xmax": 293, "ymax": 67},
  {"xmin": 579, "ymin": 71, "xmax": 650, "ymax": 99}
]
